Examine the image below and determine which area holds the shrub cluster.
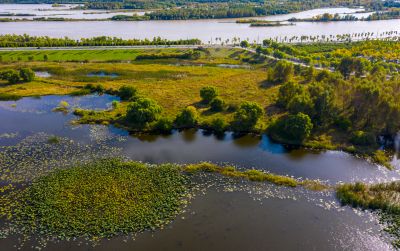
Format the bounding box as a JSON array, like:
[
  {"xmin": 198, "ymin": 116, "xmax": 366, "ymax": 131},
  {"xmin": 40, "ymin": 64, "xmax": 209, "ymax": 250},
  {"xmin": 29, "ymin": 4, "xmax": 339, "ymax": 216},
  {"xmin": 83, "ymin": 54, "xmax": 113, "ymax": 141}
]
[{"xmin": 0, "ymin": 68, "xmax": 35, "ymax": 84}]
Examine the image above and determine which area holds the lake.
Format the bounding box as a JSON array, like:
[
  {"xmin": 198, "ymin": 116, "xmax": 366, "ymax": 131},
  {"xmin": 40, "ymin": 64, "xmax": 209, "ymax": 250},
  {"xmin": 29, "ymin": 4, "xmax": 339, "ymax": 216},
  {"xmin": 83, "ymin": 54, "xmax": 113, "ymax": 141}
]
[
  {"xmin": 0, "ymin": 3, "xmax": 146, "ymax": 20},
  {"xmin": 0, "ymin": 5, "xmax": 398, "ymax": 43},
  {"xmin": 0, "ymin": 94, "xmax": 398, "ymax": 250}
]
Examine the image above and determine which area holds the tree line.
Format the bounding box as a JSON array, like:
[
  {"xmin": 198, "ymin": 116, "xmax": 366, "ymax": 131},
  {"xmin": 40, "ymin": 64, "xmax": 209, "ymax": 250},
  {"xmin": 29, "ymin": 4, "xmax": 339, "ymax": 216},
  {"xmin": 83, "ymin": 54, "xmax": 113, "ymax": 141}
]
[{"xmin": 0, "ymin": 35, "xmax": 201, "ymax": 47}]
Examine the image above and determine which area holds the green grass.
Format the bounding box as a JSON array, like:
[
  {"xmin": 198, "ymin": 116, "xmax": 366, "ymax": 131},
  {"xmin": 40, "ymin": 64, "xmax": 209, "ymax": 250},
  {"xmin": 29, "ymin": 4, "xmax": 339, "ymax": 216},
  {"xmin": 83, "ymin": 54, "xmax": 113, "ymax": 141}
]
[
  {"xmin": 0, "ymin": 49, "xmax": 145, "ymax": 62},
  {"xmin": 0, "ymin": 48, "xmax": 244, "ymax": 63},
  {"xmin": 7, "ymin": 158, "xmax": 188, "ymax": 239}
]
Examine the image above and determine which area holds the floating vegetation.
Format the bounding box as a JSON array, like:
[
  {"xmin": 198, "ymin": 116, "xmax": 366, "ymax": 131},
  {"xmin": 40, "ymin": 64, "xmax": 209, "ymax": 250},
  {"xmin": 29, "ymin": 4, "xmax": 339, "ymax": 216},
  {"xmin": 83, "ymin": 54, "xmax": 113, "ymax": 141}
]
[
  {"xmin": 3, "ymin": 159, "xmax": 189, "ymax": 241},
  {"xmin": 52, "ymin": 100, "xmax": 70, "ymax": 113},
  {"xmin": 47, "ymin": 135, "xmax": 60, "ymax": 144},
  {"xmin": 0, "ymin": 133, "xmax": 122, "ymax": 184},
  {"xmin": 337, "ymin": 181, "xmax": 400, "ymax": 248},
  {"xmin": 183, "ymin": 162, "xmax": 329, "ymax": 190},
  {"xmin": 0, "ymin": 132, "xmax": 18, "ymax": 139}
]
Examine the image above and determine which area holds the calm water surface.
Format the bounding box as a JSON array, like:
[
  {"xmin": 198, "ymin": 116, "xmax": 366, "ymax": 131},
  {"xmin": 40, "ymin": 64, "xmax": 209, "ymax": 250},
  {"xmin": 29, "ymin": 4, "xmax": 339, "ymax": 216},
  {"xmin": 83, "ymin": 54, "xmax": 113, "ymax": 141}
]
[
  {"xmin": 0, "ymin": 5, "xmax": 398, "ymax": 42},
  {"xmin": 0, "ymin": 3, "xmax": 146, "ymax": 19},
  {"xmin": 0, "ymin": 96, "xmax": 398, "ymax": 250}
]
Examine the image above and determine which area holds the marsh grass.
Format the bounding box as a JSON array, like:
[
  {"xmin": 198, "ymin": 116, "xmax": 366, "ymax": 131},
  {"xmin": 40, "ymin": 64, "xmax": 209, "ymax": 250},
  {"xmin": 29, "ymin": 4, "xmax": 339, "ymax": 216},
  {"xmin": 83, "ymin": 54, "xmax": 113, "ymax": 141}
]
[
  {"xmin": 183, "ymin": 162, "xmax": 328, "ymax": 189},
  {"xmin": 337, "ymin": 182, "xmax": 400, "ymax": 213},
  {"xmin": 336, "ymin": 181, "xmax": 400, "ymax": 248},
  {"xmin": 0, "ymin": 93, "xmax": 22, "ymax": 101}
]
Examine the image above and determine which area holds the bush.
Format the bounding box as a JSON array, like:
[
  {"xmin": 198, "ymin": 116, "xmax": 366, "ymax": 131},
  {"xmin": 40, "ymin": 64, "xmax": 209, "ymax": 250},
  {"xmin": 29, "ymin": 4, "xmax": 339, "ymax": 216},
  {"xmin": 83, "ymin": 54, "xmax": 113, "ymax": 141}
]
[
  {"xmin": 232, "ymin": 101, "xmax": 263, "ymax": 132},
  {"xmin": 118, "ymin": 85, "xmax": 138, "ymax": 101},
  {"xmin": 19, "ymin": 68, "xmax": 35, "ymax": 82},
  {"xmin": 210, "ymin": 97, "xmax": 225, "ymax": 112},
  {"xmin": 210, "ymin": 117, "xmax": 227, "ymax": 134},
  {"xmin": 270, "ymin": 113, "xmax": 313, "ymax": 143},
  {"xmin": 112, "ymin": 100, "xmax": 119, "ymax": 109},
  {"xmin": 350, "ymin": 131, "xmax": 376, "ymax": 146},
  {"xmin": 126, "ymin": 97, "xmax": 162, "ymax": 126},
  {"xmin": 200, "ymin": 86, "xmax": 218, "ymax": 104},
  {"xmin": 84, "ymin": 83, "xmax": 105, "ymax": 93},
  {"xmin": 175, "ymin": 106, "xmax": 198, "ymax": 128},
  {"xmin": 154, "ymin": 118, "xmax": 173, "ymax": 133},
  {"xmin": 1, "ymin": 69, "xmax": 19, "ymax": 84}
]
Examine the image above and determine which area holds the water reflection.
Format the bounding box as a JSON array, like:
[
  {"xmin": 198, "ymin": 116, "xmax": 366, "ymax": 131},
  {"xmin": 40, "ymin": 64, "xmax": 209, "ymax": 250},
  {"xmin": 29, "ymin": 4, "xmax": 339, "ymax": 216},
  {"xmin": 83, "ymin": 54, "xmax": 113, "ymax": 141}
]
[{"xmin": 0, "ymin": 94, "xmax": 399, "ymax": 183}]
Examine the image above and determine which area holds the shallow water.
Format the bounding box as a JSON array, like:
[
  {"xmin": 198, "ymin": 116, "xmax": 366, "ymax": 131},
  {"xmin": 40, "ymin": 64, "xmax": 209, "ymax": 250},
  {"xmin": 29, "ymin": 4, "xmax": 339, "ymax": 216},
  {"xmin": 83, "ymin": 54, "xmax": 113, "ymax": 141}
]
[
  {"xmin": 87, "ymin": 72, "xmax": 119, "ymax": 78},
  {"xmin": 0, "ymin": 6, "xmax": 398, "ymax": 43},
  {"xmin": 34, "ymin": 71, "xmax": 51, "ymax": 78},
  {"xmin": 0, "ymin": 94, "xmax": 399, "ymax": 250}
]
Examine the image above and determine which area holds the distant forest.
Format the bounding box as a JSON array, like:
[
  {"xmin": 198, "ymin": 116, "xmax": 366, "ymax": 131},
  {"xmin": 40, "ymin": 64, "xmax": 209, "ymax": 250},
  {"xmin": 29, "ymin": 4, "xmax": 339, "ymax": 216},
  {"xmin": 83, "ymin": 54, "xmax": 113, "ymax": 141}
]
[{"xmin": 1, "ymin": 0, "xmax": 391, "ymax": 10}]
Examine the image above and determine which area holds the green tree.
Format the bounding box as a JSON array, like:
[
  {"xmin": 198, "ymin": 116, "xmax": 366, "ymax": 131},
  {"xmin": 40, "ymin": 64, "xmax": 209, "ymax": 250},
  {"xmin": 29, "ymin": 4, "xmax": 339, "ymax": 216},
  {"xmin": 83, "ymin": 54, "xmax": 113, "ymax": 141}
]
[
  {"xmin": 277, "ymin": 81, "xmax": 304, "ymax": 108},
  {"xmin": 271, "ymin": 61, "xmax": 294, "ymax": 83},
  {"xmin": 287, "ymin": 93, "xmax": 314, "ymax": 116},
  {"xmin": 175, "ymin": 106, "xmax": 198, "ymax": 128},
  {"xmin": 200, "ymin": 86, "xmax": 218, "ymax": 104},
  {"xmin": 271, "ymin": 113, "xmax": 313, "ymax": 143},
  {"xmin": 210, "ymin": 97, "xmax": 225, "ymax": 112},
  {"xmin": 240, "ymin": 40, "xmax": 249, "ymax": 48},
  {"xmin": 19, "ymin": 68, "xmax": 35, "ymax": 82},
  {"xmin": 308, "ymin": 82, "xmax": 335, "ymax": 126},
  {"xmin": 337, "ymin": 57, "xmax": 353, "ymax": 79},
  {"xmin": 126, "ymin": 97, "xmax": 162, "ymax": 126},
  {"xmin": 232, "ymin": 101, "xmax": 263, "ymax": 131}
]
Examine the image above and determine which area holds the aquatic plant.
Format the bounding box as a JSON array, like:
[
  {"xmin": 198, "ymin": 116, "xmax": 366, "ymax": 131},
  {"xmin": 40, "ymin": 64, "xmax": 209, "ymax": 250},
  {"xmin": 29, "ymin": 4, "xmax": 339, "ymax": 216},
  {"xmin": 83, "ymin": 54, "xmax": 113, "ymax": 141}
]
[
  {"xmin": 337, "ymin": 181, "xmax": 400, "ymax": 248},
  {"xmin": 52, "ymin": 100, "xmax": 70, "ymax": 113},
  {"xmin": 6, "ymin": 159, "xmax": 189, "ymax": 239},
  {"xmin": 47, "ymin": 135, "xmax": 60, "ymax": 144},
  {"xmin": 184, "ymin": 162, "xmax": 298, "ymax": 187}
]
